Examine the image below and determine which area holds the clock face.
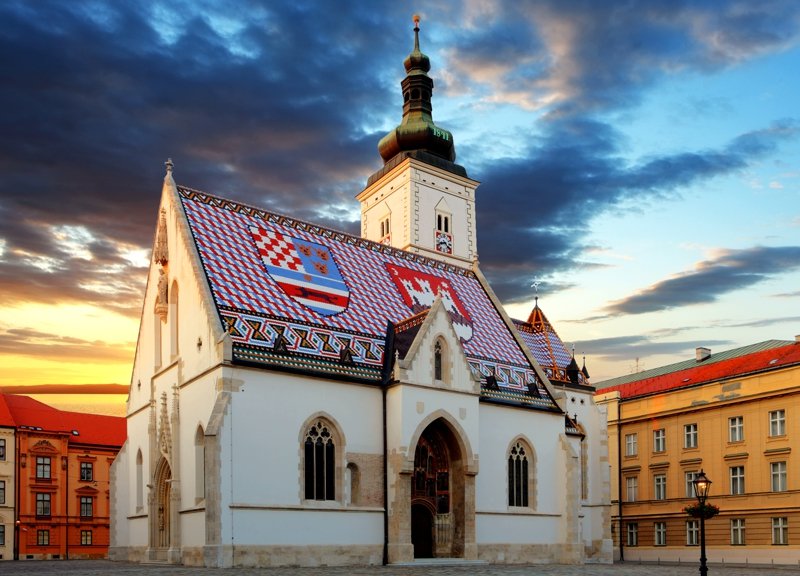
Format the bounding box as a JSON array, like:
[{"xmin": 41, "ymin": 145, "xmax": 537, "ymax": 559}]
[{"xmin": 435, "ymin": 231, "xmax": 453, "ymax": 254}]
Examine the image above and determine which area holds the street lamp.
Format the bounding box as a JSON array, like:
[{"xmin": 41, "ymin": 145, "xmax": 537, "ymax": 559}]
[{"xmin": 692, "ymin": 469, "xmax": 712, "ymax": 576}]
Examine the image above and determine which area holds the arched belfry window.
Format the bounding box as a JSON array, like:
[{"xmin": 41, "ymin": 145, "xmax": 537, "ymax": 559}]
[
  {"xmin": 508, "ymin": 441, "xmax": 530, "ymax": 507},
  {"xmin": 304, "ymin": 420, "xmax": 336, "ymax": 501}
]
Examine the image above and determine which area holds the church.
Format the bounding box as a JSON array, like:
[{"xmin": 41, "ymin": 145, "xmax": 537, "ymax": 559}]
[{"xmin": 109, "ymin": 19, "xmax": 612, "ymax": 567}]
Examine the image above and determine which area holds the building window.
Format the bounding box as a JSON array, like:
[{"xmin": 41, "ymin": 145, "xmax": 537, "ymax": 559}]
[
  {"xmin": 686, "ymin": 520, "xmax": 700, "ymax": 546},
  {"xmin": 37, "ymin": 529, "xmax": 49, "ymax": 546},
  {"xmin": 80, "ymin": 496, "xmax": 93, "ymax": 517},
  {"xmin": 730, "ymin": 466, "xmax": 745, "ymax": 495},
  {"xmin": 769, "ymin": 410, "xmax": 786, "ymax": 437},
  {"xmin": 81, "ymin": 530, "xmax": 92, "ymax": 545},
  {"xmin": 625, "ymin": 433, "xmax": 638, "ymax": 457},
  {"xmin": 135, "ymin": 449, "xmax": 144, "ymax": 510},
  {"xmin": 731, "ymin": 518, "xmax": 745, "ymax": 545},
  {"xmin": 653, "ymin": 428, "xmax": 666, "ymax": 453},
  {"xmin": 626, "ymin": 523, "xmax": 638, "ymax": 547},
  {"xmin": 436, "ymin": 213, "xmax": 450, "ymax": 233},
  {"xmin": 36, "ymin": 493, "xmax": 51, "ymax": 517},
  {"xmin": 508, "ymin": 441, "xmax": 529, "ymax": 507},
  {"xmin": 195, "ymin": 426, "xmax": 206, "ymax": 502},
  {"xmin": 0, "ymin": 438, "xmax": 5, "ymax": 460},
  {"xmin": 379, "ymin": 216, "xmax": 390, "ymax": 242},
  {"xmin": 36, "ymin": 456, "xmax": 51, "ymax": 479},
  {"xmin": 0, "ymin": 525, "xmax": 4, "ymax": 546},
  {"xmin": 434, "ymin": 340, "xmax": 442, "ymax": 381},
  {"xmin": 80, "ymin": 462, "xmax": 93, "ymax": 481},
  {"xmin": 654, "ymin": 474, "xmax": 667, "ymax": 500},
  {"xmin": 304, "ymin": 420, "xmax": 336, "ymax": 501},
  {"xmin": 685, "ymin": 471, "xmax": 699, "ymax": 498},
  {"xmin": 728, "ymin": 416, "xmax": 744, "ymax": 442},
  {"xmin": 771, "ymin": 461, "xmax": 787, "ymax": 492},
  {"xmin": 654, "ymin": 522, "xmax": 667, "ymax": 546},
  {"xmin": 626, "ymin": 476, "xmax": 638, "ymax": 502},
  {"xmin": 0, "ymin": 480, "xmax": 4, "ymax": 504},
  {"xmin": 772, "ymin": 517, "xmax": 788, "ymax": 545},
  {"xmin": 684, "ymin": 423, "xmax": 698, "ymax": 448}
]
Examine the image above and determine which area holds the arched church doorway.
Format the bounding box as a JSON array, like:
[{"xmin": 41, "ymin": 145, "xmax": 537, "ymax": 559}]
[
  {"xmin": 410, "ymin": 419, "xmax": 464, "ymax": 558},
  {"xmin": 152, "ymin": 458, "xmax": 172, "ymax": 556}
]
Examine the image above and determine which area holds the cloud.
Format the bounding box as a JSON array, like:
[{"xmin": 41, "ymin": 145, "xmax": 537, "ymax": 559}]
[
  {"xmin": 578, "ymin": 334, "xmax": 732, "ymax": 363},
  {"xmin": 0, "ymin": 326, "xmax": 134, "ymax": 363},
  {"xmin": 606, "ymin": 246, "xmax": 800, "ymax": 315}
]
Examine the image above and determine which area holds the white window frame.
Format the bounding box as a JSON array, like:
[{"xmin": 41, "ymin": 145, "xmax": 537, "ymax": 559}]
[
  {"xmin": 654, "ymin": 522, "xmax": 667, "ymax": 546},
  {"xmin": 626, "ymin": 523, "xmax": 638, "ymax": 547},
  {"xmin": 684, "ymin": 423, "xmax": 698, "ymax": 449},
  {"xmin": 653, "ymin": 428, "xmax": 666, "ymax": 453},
  {"xmin": 731, "ymin": 518, "xmax": 745, "ymax": 545},
  {"xmin": 771, "ymin": 461, "xmax": 787, "ymax": 492},
  {"xmin": 686, "ymin": 520, "xmax": 700, "ymax": 546},
  {"xmin": 685, "ymin": 470, "xmax": 698, "ymax": 498},
  {"xmin": 769, "ymin": 409, "xmax": 786, "ymax": 437},
  {"xmin": 730, "ymin": 466, "xmax": 745, "ymax": 495},
  {"xmin": 625, "ymin": 433, "xmax": 638, "ymax": 457},
  {"xmin": 626, "ymin": 476, "xmax": 638, "ymax": 502},
  {"xmin": 728, "ymin": 416, "xmax": 744, "ymax": 442},
  {"xmin": 772, "ymin": 517, "xmax": 788, "ymax": 545},
  {"xmin": 654, "ymin": 474, "xmax": 667, "ymax": 500}
]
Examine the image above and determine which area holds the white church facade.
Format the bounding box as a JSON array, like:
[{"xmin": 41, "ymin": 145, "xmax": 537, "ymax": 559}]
[{"xmin": 109, "ymin": 20, "xmax": 612, "ymax": 567}]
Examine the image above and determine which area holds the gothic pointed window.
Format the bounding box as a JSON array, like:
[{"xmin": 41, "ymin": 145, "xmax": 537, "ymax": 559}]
[
  {"xmin": 195, "ymin": 426, "xmax": 205, "ymax": 502},
  {"xmin": 434, "ymin": 340, "xmax": 442, "ymax": 380},
  {"xmin": 508, "ymin": 441, "xmax": 530, "ymax": 507},
  {"xmin": 304, "ymin": 420, "xmax": 336, "ymax": 501}
]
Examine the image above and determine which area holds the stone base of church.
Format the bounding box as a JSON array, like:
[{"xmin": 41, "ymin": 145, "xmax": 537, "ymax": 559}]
[
  {"xmin": 584, "ymin": 538, "xmax": 614, "ymax": 563},
  {"xmin": 476, "ymin": 542, "xmax": 583, "ymax": 564},
  {"xmin": 211, "ymin": 544, "xmax": 384, "ymax": 567},
  {"xmin": 108, "ymin": 545, "xmax": 147, "ymax": 563}
]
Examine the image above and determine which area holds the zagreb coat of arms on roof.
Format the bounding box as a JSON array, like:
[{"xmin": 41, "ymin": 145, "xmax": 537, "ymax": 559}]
[
  {"xmin": 386, "ymin": 263, "xmax": 473, "ymax": 342},
  {"xmin": 249, "ymin": 226, "xmax": 350, "ymax": 316}
]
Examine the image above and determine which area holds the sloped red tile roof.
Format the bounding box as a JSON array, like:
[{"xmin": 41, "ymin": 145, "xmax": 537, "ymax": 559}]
[
  {"xmin": 1, "ymin": 394, "xmax": 125, "ymax": 446},
  {"xmin": 0, "ymin": 394, "xmax": 14, "ymax": 427},
  {"xmin": 598, "ymin": 341, "xmax": 800, "ymax": 400}
]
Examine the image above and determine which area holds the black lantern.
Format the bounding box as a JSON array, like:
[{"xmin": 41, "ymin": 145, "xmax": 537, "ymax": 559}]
[{"xmin": 692, "ymin": 469, "xmax": 712, "ymax": 576}]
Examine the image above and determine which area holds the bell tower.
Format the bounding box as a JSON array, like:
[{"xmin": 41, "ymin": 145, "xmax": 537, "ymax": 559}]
[{"xmin": 357, "ymin": 16, "xmax": 479, "ymax": 266}]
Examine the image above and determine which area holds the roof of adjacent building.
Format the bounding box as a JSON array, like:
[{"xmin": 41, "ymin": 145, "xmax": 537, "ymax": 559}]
[
  {"xmin": 0, "ymin": 393, "xmax": 126, "ymax": 446},
  {"xmin": 595, "ymin": 340, "xmax": 800, "ymax": 400},
  {"xmin": 178, "ymin": 186, "xmax": 559, "ymax": 410}
]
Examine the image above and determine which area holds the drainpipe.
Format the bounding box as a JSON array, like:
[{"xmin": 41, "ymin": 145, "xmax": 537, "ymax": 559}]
[
  {"xmin": 14, "ymin": 433, "xmax": 20, "ymax": 561},
  {"xmin": 617, "ymin": 401, "xmax": 624, "ymax": 561},
  {"xmin": 381, "ymin": 322, "xmax": 395, "ymax": 566},
  {"xmin": 64, "ymin": 451, "xmax": 69, "ymax": 560}
]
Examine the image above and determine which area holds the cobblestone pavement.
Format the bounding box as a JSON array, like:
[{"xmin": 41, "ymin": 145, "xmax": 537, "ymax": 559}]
[{"xmin": 0, "ymin": 560, "xmax": 796, "ymax": 576}]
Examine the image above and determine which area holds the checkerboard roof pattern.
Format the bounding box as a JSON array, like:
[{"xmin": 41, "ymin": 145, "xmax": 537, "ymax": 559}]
[
  {"xmin": 178, "ymin": 187, "xmax": 538, "ymax": 387},
  {"xmin": 513, "ymin": 302, "xmax": 588, "ymax": 386}
]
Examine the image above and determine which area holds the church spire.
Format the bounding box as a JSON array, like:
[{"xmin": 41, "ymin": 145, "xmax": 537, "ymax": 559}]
[{"xmin": 377, "ymin": 15, "xmax": 457, "ymax": 167}]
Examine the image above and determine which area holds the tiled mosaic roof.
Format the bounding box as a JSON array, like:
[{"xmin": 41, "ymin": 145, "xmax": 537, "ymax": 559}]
[
  {"xmin": 513, "ymin": 303, "xmax": 589, "ymax": 387},
  {"xmin": 596, "ymin": 341, "xmax": 800, "ymax": 400},
  {"xmin": 179, "ymin": 187, "xmax": 554, "ymax": 402}
]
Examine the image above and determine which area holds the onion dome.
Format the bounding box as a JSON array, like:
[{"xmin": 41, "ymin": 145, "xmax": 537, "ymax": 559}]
[{"xmin": 378, "ymin": 15, "xmax": 457, "ymax": 166}]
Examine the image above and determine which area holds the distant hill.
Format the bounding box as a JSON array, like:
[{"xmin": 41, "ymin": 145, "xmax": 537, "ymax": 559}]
[{"xmin": 0, "ymin": 384, "xmax": 128, "ymax": 395}]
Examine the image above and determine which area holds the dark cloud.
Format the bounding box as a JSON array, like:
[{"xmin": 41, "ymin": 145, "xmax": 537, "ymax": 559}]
[
  {"xmin": 606, "ymin": 246, "xmax": 800, "ymax": 315},
  {"xmin": 578, "ymin": 335, "xmax": 731, "ymax": 363},
  {"xmin": 0, "ymin": 0, "xmax": 798, "ymax": 317}
]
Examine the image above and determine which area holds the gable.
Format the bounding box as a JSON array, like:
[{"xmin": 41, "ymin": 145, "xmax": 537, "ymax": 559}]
[{"xmin": 179, "ymin": 186, "xmax": 549, "ymax": 399}]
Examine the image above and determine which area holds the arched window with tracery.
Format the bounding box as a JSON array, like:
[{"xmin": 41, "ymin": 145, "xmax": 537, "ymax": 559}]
[
  {"xmin": 135, "ymin": 449, "xmax": 144, "ymax": 510},
  {"xmin": 434, "ymin": 340, "xmax": 442, "ymax": 380},
  {"xmin": 304, "ymin": 420, "xmax": 336, "ymax": 501},
  {"xmin": 508, "ymin": 440, "xmax": 529, "ymax": 507},
  {"xmin": 195, "ymin": 426, "xmax": 205, "ymax": 502}
]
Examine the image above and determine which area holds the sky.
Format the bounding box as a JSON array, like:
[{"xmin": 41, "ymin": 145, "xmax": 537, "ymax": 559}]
[{"xmin": 1, "ymin": 0, "xmax": 799, "ymax": 395}]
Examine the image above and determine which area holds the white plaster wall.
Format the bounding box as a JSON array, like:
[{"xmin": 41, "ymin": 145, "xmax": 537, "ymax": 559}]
[
  {"xmin": 223, "ymin": 367, "xmax": 383, "ymax": 506},
  {"xmin": 232, "ymin": 509, "xmax": 383, "ymax": 546},
  {"xmin": 476, "ymin": 513, "xmax": 563, "ymax": 545},
  {"xmin": 476, "ymin": 403, "xmax": 565, "ymax": 516}
]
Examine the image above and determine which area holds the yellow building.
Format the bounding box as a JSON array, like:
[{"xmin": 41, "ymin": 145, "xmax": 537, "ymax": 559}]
[{"xmin": 595, "ymin": 338, "xmax": 800, "ymax": 565}]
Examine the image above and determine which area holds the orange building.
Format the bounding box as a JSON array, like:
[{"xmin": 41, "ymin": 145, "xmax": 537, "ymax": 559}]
[
  {"xmin": 595, "ymin": 338, "xmax": 800, "ymax": 566},
  {"xmin": 0, "ymin": 394, "xmax": 125, "ymax": 560}
]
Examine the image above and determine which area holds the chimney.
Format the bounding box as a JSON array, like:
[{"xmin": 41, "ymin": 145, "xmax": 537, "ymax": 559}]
[
  {"xmin": 696, "ymin": 347, "xmax": 711, "ymax": 362},
  {"xmin": 795, "ymin": 335, "xmax": 800, "ymax": 343}
]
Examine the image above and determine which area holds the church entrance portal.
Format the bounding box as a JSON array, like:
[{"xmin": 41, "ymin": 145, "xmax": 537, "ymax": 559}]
[
  {"xmin": 150, "ymin": 458, "xmax": 172, "ymax": 560},
  {"xmin": 410, "ymin": 419, "xmax": 464, "ymax": 558}
]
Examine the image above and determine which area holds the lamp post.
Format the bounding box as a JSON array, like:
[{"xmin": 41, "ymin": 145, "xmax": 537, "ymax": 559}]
[{"xmin": 692, "ymin": 469, "xmax": 712, "ymax": 576}]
